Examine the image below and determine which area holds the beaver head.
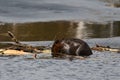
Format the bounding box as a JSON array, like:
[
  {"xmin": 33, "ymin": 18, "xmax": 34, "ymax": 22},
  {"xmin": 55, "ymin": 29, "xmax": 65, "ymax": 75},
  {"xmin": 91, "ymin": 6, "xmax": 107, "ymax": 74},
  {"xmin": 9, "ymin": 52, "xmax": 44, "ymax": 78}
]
[{"xmin": 51, "ymin": 40, "xmax": 64, "ymax": 57}]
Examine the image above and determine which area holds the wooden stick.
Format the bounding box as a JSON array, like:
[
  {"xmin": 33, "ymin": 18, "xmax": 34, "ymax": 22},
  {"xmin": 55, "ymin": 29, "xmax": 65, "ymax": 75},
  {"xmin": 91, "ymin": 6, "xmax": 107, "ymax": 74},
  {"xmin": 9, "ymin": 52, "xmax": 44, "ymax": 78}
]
[
  {"xmin": 0, "ymin": 31, "xmax": 53, "ymax": 57},
  {"xmin": 91, "ymin": 44, "xmax": 120, "ymax": 53},
  {"xmin": 8, "ymin": 31, "xmax": 20, "ymax": 44},
  {"xmin": 7, "ymin": 31, "xmax": 45, "ymax": 53}
]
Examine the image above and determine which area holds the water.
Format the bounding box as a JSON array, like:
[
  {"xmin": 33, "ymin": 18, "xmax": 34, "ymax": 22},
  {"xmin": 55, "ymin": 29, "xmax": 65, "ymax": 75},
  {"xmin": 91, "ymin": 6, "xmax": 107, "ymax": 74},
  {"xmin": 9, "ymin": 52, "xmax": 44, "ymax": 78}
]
[
  {"xmin": 0, "ymin": 0, "xmax": 120, "ymax": 23},
  {"xmin": 0, "ymin": 0, "xmax": 120, "ymax": 80},
  {"xmin": 0, "ymin": 38, "xmax": 120, "ymax": 80},
  {"xmin": 0, "ymin": 21, "xmax": 120, "ymax": 41}
]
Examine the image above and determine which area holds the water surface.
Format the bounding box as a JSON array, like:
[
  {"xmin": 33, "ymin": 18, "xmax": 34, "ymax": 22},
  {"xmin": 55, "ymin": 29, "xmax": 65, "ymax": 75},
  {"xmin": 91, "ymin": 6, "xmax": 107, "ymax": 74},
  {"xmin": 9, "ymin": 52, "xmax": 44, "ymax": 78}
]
[
  {"xmin": 0, "ymin": 0, "xmax": 120, "ymax": 80},
  {"xmin": 0, "ymin": 0, "xmax": 120, "ymax": 23},
  {"xmin": 0, "ymin": 21, "xmax": 120, "ymax": 41},
  {"xmin": 0, "ymin": 37, "xmax": 120, "ymax": 80}
]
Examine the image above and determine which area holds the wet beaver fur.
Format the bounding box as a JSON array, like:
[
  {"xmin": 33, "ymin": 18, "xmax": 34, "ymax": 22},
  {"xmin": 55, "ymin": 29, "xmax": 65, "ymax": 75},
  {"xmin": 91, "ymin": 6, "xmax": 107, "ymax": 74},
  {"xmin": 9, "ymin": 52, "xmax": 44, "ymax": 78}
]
[{"xmin": 51, "ymin": 38, "xmax": 93, "ymax": 57}]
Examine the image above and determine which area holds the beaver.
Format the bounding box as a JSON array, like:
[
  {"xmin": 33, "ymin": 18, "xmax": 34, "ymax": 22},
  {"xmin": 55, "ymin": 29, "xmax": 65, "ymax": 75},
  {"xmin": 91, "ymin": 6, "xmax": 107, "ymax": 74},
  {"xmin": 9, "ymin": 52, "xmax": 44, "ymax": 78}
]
[{"xmin": 51, "ymin": 38, "xmax": 93, "ymax": 57}]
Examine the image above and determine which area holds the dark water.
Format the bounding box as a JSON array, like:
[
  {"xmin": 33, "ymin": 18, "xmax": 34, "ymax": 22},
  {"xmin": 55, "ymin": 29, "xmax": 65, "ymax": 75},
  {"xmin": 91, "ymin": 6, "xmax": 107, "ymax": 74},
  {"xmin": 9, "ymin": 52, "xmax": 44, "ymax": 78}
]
[{"xmin": 0, "ymin": 21, "xmax": 120, "ymax": 41}]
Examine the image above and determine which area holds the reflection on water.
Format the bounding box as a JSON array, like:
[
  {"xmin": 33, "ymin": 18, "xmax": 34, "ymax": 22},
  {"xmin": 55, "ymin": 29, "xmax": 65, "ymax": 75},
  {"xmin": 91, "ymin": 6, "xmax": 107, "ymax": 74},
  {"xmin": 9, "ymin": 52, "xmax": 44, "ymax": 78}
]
[{"xmin": 0, "ymin": 21, "xmax": 120, "ymax": 41}]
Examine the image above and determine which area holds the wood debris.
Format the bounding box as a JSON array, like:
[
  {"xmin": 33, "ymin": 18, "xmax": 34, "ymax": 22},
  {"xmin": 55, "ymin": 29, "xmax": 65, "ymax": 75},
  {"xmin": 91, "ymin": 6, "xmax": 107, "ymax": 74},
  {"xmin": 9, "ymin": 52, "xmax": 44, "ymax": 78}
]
[
  {"xmin": 0, "ymin": 31, "xmax": 51, "ymax": 56},
  {"xmin": 91, "ymin": 44, "xmax": 120, "ymax": 53},
  {"xmin": 0, "ymin": 31, "xmax": 120, "ymax": 60}
]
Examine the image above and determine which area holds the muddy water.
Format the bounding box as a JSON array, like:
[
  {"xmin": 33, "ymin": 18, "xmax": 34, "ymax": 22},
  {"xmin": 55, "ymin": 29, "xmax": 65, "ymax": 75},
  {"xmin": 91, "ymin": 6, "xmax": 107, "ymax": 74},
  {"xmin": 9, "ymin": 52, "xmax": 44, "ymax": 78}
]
[{"xmin": 0, "ymin": 21, "xmax": 120, "ymax": 41}]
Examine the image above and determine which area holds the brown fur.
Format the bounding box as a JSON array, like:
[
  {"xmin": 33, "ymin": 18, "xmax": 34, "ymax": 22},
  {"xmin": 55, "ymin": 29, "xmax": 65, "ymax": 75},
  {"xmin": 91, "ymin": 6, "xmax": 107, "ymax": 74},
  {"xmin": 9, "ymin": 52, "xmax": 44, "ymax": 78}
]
[{"xmin": 51, "ymin": 38, "xmax": 93, "ymax": 57}]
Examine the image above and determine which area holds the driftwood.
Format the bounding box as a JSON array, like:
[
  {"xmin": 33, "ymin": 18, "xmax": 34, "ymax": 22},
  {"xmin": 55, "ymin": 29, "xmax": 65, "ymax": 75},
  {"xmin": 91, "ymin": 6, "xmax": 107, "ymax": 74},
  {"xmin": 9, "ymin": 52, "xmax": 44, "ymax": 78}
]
[
  {"xmin": 91, "ymin": 44, "xmax": 120, "ymax": 53},
  {"xmin": 0, "ymin": 31, "xmax": 120, "ymax": 60},
  {"xmin": 7, "ymin": 31, "xmax": 47, "ymax": 53},
  {"xmin": 0, "ymin": 31, "xmax": 51, "ymax": 56}
]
